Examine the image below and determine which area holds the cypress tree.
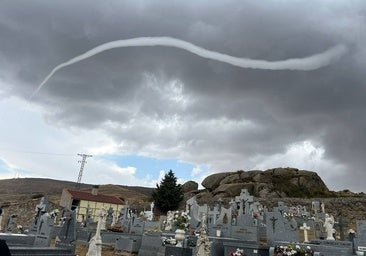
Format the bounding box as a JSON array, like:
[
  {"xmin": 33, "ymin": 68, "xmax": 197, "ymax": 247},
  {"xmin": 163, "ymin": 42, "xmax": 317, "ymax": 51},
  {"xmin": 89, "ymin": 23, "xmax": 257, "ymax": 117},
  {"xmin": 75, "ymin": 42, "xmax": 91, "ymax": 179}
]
[{"xmin": 152, "ymin": 170, "xmax": 184, "ymax": 214}]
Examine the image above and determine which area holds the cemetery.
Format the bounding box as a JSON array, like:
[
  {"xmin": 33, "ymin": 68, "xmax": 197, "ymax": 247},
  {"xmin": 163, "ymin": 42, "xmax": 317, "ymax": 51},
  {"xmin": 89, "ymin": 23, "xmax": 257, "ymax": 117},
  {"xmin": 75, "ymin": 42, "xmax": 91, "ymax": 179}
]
[{"xmin": 1, "ymin": 187, "xmax": 366, "ymax": 256}]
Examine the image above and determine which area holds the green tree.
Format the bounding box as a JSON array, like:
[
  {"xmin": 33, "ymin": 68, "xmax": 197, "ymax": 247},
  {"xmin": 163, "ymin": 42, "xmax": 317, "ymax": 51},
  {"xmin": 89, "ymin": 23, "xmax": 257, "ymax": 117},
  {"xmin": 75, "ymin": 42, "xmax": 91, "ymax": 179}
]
[{"xmin": 152, "ymin": 170, "xmax": 184, "ymax": 214}]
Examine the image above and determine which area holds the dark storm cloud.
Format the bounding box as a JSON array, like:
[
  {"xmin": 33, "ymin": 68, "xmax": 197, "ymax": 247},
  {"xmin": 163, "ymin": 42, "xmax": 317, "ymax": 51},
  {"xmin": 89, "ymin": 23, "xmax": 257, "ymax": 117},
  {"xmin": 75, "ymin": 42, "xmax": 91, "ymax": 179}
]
[{"xmin": 1, "ymin": 0, "xmax": 365, "ymax": 191}]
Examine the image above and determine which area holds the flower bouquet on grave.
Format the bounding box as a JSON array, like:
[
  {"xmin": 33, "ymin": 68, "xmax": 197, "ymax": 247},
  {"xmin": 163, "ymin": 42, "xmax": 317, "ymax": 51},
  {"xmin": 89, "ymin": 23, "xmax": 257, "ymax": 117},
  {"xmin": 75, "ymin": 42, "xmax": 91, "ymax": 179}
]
[
  {"xmin": 229, "ymin": 248, "xmax": 246, "ymax": 256},
  {"xmin": 172, "ymin": 210, "xmax": 190, "ymax": 231},
  {"xmin": 16, "ymin": 225, "xmax": 24, "ymax": 234},
  {"xmin": 161, "ymin": 236, "xmax": 177, "ymax": 246},
  {"xmin": 274, "ymin": 244, "xmax": 314, "ymax": 256}
]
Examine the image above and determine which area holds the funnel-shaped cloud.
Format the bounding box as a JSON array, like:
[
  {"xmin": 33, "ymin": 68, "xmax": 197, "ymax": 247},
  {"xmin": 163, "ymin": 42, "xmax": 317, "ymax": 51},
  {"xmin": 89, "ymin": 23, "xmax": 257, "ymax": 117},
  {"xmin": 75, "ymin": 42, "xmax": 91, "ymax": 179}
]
[{"xmin": 31, "ymin": 37, "xmax": 348, "ymax": 98}]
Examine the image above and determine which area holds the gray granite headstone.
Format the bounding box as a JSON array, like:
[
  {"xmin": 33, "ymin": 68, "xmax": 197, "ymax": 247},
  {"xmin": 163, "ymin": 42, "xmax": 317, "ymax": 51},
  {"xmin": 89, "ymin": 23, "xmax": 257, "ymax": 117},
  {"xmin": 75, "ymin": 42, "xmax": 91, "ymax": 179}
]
[
  {"xmin": 130, "ymin": 218, "xmax": 145, "ymax": 235},
  {"xmin": 34, "ymin": 214, "xmax": 54, "ymax": 246},
  {"xmin": 355, "ymin": 220, "xmax": 366, "ymax": 253},
  {"xmin": 266, "ymin": 212, "xmax": 299, "ymax": 245},
  {"xmin": 6, "ymin": 214, "xmax": 17, "ymax": 233},
  {"xmin": 30, "ymin": 197, "xmax": 50, "ymax": 233},
  {"xmin": 231, "ymin": 225, "xmax": 258, "ymax": 242},
  {"xmin": 165, "ymin": 246, "xmax": 192, "ymax": 256},
  {"xmin": 115, "ymin": 234, "xmax": 142, "ymax": 253},
  {"xmin": 57, "ymin": 210, "xmax": 76, "ymax": 245},
  {"xmin": 138, "ymin": 232, "xmax": 164, "ymax": 256}
]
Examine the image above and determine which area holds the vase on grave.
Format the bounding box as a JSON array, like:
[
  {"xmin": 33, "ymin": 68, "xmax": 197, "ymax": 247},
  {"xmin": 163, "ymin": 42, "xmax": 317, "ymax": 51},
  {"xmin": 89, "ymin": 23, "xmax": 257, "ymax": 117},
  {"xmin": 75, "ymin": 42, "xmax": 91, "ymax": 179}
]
[
  {"xmin": 174, "ymin": 229, "xmax": 185, "ymax": 247},
  {"xmin": 216, "ymin": 229, "xmax": 221, "ymax": 237}
]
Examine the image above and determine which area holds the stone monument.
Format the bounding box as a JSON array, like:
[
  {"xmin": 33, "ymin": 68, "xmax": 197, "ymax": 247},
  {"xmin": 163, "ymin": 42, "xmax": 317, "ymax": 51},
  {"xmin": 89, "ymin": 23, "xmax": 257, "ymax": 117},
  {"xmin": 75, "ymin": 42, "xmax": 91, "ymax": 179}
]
[
  {"xmin": 196, "ymin": 214, "xmax": 211, "ymax": 256},
  {"xmin": 324, "ymin": 214, "xmax": 335, "ymax": 240},
  {"xmin": 87, "ymin": 208, "xmax": 107, "ymax": 256}
]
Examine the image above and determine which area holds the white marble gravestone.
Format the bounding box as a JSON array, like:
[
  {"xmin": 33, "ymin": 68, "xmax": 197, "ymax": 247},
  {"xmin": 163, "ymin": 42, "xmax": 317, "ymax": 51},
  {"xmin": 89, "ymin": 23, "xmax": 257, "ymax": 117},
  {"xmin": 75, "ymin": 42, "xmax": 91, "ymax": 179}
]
[{"xmin": 87, "ymin": 208, "xmax": 106, "ymax": 256}]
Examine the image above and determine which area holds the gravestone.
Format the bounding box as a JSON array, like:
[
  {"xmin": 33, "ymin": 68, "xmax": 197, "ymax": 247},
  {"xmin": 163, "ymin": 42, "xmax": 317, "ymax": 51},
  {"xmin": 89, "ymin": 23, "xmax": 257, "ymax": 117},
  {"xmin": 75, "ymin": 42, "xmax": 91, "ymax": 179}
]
[
  {"xmin": 56, "ymin": 210, "xmax": 76, "ymax": 250},
  {"xmin": 86, "ymin": 208, "xmax": 106, "ymax": 256},
  {"xmin": 165, "ymin": 246, "xmax": 192, "ymax": 256},
  {"xmin": 138, "ymin": 232, "xmax": 164, "ymax": 256},
  {"xmin": 85, "ymin": 205, "xmax": 93, "ymax": 227},
  {"xmin": 300, "ymin": 222, "xmax": 311, "ymax": 243},
  {"xmin": 0, "ymin": 206, "xmax": 3, "ymax": 232},
  {"xmin": 266, "ymin": 212, "xmax": 299, "ymax": 245},
  {"xmin": 130, "ymin": 218, "xmax": 145, "ymax": 235},
  {"xmin": 115, "ymin": 234, "xmax": 142, "ymax": 253},
  {"xmin": 274, "ymin": 201, "xmax": 289, "ymax": 216},
  {"xmin": 187, "ymin": 196, "xmax": 205, "ymax": 229},
  {"xmin": 354, "ymin": 220, "xmax": 366, "ymax": 253},
  {"xmin": 34, "ymin": 213, "xmax": 55, "ymax": 246},
  {"xmin": 196, "ymin": 214, "xmax": 211, "ymax": 256},
  {"xmin": 208, "ymin": 206, "xmax": 232, "ymax": 237},
  {"xmin": 30, "ymin": 197, "xmax": 50, "ymax": 233},
  {"xmin": 314, "ymin": 219, "xmax": 326, "ymax": 239},
  {"xmin": 335, "ymin": 211, "xmax": 348, "ymax": 241},
  {"xmin": 6, "ymin": 214, "xmax": 17, "ymax": 233},
  {"xmin": 106, "ymin": 207, "xmax": 114, "ymax": 228},
  {"xmin": 235, "ymin": 189, "xmax": 254, "ymax": 215},
  {"xmin": 224, "ymin": 241, "xmax": 269, "ymax": 256}
]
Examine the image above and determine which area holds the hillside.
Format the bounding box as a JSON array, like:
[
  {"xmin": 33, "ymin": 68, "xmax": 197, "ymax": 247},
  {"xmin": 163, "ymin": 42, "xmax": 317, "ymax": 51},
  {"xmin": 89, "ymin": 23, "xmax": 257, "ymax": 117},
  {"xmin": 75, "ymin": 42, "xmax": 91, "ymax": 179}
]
[{"xmin": 0, "ymin": 178, "xmax": 153, "ymax": 205}]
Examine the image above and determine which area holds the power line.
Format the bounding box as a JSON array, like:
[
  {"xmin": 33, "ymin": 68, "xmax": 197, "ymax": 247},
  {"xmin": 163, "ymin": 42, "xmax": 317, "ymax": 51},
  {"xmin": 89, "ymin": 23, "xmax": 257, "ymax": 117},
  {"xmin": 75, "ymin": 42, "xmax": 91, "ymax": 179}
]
[{"xmin": 0, "ymin": 147, "xmax": 75, "ymax": 157}]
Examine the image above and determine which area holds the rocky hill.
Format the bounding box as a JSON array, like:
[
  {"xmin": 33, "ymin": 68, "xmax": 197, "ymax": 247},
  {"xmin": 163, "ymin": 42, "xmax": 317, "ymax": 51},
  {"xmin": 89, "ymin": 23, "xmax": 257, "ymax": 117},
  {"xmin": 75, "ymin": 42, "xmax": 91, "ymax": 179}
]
[
  {"xmin": 182, "ymin": 167, "xmax": 366, "ymax": 229},
  {"xmin": 192, "ymin": 167, "xmax": 333, "ymax": 205}
]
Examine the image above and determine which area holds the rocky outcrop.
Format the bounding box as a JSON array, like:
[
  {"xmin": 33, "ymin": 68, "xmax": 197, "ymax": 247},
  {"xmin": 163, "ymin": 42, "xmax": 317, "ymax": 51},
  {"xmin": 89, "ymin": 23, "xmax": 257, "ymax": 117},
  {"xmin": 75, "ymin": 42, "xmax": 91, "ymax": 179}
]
[
  {"xmin": 185, "ymin": 167, "xmax": 366, "ymax": 229},
  {"xmin": 196, "ymin": 167, "xmax": 330, "ymax": 205},
  {"xmin": 182, "ymin": 181, "xmax": 198, "ymax": 193}
]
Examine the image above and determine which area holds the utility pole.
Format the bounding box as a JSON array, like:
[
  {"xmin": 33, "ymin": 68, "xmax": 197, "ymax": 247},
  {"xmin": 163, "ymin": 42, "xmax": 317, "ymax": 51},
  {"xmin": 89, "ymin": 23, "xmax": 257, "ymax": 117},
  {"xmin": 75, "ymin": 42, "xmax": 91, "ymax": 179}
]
[{"xmin": 76, "ymin": 153, "xmax": 93, "ymax": 189}]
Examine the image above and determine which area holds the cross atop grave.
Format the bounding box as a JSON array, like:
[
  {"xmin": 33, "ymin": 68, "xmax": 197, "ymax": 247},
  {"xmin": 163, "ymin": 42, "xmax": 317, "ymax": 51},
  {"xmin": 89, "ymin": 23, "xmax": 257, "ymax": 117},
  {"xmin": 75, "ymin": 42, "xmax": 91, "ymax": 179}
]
[
  {"xmin": 87, "ymin": 208, "xmax": 106, "ymax": 256},
  {"xmin": 276, "ymin": 201, "xmax": 288, "ymax": 216},
  {"xmin": 312, "ymin": 201, "xmax": 320, "ymax": 219},
  {"xmin": 186, "ymin": 196, "xmax": 198, "ymax": 212},
  {"xmin": 300, "ymin": 223, "xmax": 311, "ymax": 242},
  {"xmin": 57, "ymin": 210, "xmax": 76, "ymax": 245},
  {"xmin": 335, "ymin": 210, "xmax": 348, "ymax": 241},
  {"xmin": 85, "ymin": 205, "xmax": 93, "ymax": 226},
  {"xmin": 270, "ymin": 216, "xmax": 278, "ymax": 233},
  {"xmin": 208, "ymin": 206, "xmax": 220, "ymax": 225},
  {"xmin": 217, "ymin": 198, "xmax": 223, "ymax": 212},
  {"xmin": 6, "ymin": 214, "xmax": 17, "ymax": 233},
  {"xmin": 235, "ymin": 189, "xmax": 254, "ymax": 215}
]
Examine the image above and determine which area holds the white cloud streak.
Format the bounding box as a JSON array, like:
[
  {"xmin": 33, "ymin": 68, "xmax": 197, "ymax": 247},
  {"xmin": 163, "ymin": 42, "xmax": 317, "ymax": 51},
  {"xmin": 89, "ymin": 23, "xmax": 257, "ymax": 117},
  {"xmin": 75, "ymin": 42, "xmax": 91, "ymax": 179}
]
[{"xmin": 31, "ymin": 37, "xmax": 348, "ymax": 98}]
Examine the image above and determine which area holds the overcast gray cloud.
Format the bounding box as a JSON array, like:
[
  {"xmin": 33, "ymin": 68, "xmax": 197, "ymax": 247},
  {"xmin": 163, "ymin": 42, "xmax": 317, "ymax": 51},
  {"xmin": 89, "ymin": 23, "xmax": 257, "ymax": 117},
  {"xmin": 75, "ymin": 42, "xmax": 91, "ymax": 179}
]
[{"xmin": 0, "ymin": 0, "xmax": 365, "ymax": 191}]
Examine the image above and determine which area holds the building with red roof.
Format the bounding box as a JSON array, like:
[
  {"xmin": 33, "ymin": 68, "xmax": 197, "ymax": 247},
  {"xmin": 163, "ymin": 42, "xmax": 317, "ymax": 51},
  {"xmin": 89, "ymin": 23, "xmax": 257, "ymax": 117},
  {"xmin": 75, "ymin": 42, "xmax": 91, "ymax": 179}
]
[{"xmin": 60, "ymin": 185, "xmax": 124, "ymax": 222}]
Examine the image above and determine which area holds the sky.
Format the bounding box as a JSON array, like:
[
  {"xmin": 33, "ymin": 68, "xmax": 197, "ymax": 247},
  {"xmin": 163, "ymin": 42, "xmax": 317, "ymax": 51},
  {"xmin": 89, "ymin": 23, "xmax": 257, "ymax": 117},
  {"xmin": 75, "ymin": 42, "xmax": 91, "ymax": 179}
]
[{"xmin": 0, "ymin": 1, "xmax": 365, "ymax": 192}]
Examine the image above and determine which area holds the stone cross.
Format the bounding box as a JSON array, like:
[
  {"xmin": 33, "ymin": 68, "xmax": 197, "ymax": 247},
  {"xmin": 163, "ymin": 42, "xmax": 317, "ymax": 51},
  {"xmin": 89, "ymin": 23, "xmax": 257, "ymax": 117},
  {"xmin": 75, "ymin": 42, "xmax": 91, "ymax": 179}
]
[
  {"xmin": 300, "ymin": 223, "xmax": 311, "ymax": 242},
  {"xmin": 87, "ymin": 208, "xmax": 106, "ymax": 256},
  {"xmin": 7, "ymin": 214, "xmax": 17, "ymax": 233},
  {"xmin": 312, "ymin": 201, "xmax": 320, "ymax": 219},
  {"xmin": 335, "ymin": 211, "xmax": 348, "ymax": 241},
  {"xmin": 270, "ymin": 216, "xmax": 278, "ymax": 233},
  {"xmin": 235, "ymin": 189, "xmax": 254, "ymax": 215},
  {"xmin": 321, "ymin": 202, "xmax": 325, "ymax": 213}
]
